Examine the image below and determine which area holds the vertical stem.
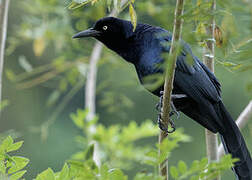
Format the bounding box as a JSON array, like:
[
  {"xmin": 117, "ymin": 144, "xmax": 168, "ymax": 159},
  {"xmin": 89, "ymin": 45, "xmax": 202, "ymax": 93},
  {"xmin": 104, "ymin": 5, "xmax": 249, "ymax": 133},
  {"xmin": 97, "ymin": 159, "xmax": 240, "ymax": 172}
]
[
  {"xmin": 159, "ymin": 0, "xmax": 185, "ymax": 179},
  {"xmin": 0, "ymin": 0, "xmax": 10, "ymax": 105},
  {"xmin": 84, "ymin": 0, "xmax": 129, "ymax": 167},
  {"xmin": 85, "ymin": 42, "xmax": 103, "ymax": 167},
  {"xmin": 203, "ymin": 0, "xmax": 219, "ymax": 179}
]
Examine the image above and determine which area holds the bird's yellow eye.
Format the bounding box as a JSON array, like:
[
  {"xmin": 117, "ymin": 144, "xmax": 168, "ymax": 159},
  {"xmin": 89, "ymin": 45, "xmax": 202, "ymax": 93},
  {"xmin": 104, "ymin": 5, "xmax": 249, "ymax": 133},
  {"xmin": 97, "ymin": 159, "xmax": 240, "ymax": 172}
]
[{"xmin": 103, "ymin": 26, "xmax": 108, "ymax": 30}]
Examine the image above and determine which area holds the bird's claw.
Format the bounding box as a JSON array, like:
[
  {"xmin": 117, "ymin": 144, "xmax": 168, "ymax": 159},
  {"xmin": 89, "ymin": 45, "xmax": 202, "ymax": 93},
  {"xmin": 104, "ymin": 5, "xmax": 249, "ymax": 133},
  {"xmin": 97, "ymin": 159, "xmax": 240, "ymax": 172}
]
[
  {"xmin": 158, "ymin": 114, "xmax": 176, "ymax": 134},
  {"xmin": 156, "ymin": 91, "xmax": 178, "ymax": 134},
  {"xmin": 169, "ymin": 109, "xmax": 180, "ymax": 120}
]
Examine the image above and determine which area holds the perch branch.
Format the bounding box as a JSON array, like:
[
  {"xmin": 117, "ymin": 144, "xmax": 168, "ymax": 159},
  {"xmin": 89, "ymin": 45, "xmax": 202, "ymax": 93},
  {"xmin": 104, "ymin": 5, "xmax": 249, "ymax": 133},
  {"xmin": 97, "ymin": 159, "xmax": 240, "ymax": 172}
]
[
  {"xmin": 218, "ymin": 101, "xmax": 252, "ymax": 158},
  {"xmin": 159, "ymin": 0, "xmax": 185, "ymax": 179},
  {"xmin": 203, "ymin": 1, "xmax": 219, "ymax": 180},
  {"xmin": 0, "ymin": 0, "xmax": 10, "ymax": 105}
]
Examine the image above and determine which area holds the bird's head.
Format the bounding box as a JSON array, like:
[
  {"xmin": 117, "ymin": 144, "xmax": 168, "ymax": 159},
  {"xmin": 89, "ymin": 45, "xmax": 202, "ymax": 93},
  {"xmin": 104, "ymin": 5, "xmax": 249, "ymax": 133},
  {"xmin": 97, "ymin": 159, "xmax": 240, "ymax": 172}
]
[{"xmin": 73, "ymin": 17, "xmax": 134, "ymax": 50}]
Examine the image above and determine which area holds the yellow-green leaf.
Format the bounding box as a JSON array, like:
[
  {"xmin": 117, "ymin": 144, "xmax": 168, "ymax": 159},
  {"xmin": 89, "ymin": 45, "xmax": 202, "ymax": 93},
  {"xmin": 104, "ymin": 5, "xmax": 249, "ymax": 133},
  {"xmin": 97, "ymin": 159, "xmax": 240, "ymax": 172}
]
[
  {"xmin": 8, "ymin": 156, "xmax": 29, "ymax": 174},
  {"xmin": 129, "ymin": 3, "xmax": 137, "ymax": 32},
  {"xmin": 178, "ymin": 161, "xmax": 187, "ymax": 174},
  {"xmin": 68, "ymin": 0, "xmax": 93, "ymax": 10},
  {"xmin": 196, "ymin": 23, "xmax": 206, "ymax": 36},
  {"xmin": 170, "ymin": 166, "xmax": 179, "ymax": 179},
  {"xmin": 10, "ymin": 170, "xmax": 27, "ymax": 180},
  {"xmin": 58, "ymin": 163, "xmax": 70, "ymax": 180},
  {"xmin": 36, "ymin": 168, "xmax": 55, "ymax": 180},
  {"xmin": 214, "ymin": 25, "xmax": 223, "ymax": 48},
  {"xmin": 5, "ymin": 69, "xmax": 16, "ymax": 82},
  {"xmin": 0, "ymin": 136, "xmax": 13, "ymax": 153},
  {"xmin": 33, "ymin": 37, "xmax": 45, "ymax": 57},
  {"xmin": 6, "ymin": 141, "xmax": 23, "ymax": 153}
]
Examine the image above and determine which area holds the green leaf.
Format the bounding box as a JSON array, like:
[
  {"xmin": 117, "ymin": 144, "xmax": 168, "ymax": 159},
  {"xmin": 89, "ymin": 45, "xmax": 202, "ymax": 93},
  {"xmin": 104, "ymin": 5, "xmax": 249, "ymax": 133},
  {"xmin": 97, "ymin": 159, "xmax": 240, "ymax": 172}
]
[
  {"xmin": 143, "ymin": 150, "xmax": 158, "ymax": 166},
  {"xmin": 178, "ymin": 161, "xmax": 187, "ymax": 174},
  {"xmin": 9, "ymin": 170, "xmax": 27, "ymax": 180},
  {"xmin": 170, "ymin": 166, "xmax": 179, "ymax": 179},
  {"xmin": 8, "ymin": 156, "xmax": 29, "ymax": 174},
  {"xmin": 100, "ymin": 164, "xmax": 109, "ymax": 179},
  {"xmin": 108, "ymin": 169, "xmax": 128, "ymax": 180},
  {"xmin": 68, "ymin": 0, "xmax": 93, "ymax": 10},
  {"xmin": 85, "ymin": 144, "xmax": 94, "ymax": 160},
  {"xmin": 0, "ymin": 160, "xmax": 6, "ymax": 174},
  {"xmin": 190, "ymin": 160, "xmax": 200, "ymax": 171},
  {"xmin": 6, "ymin": 141, "xmax": 23, "ymax": 153},
  {"xmin": 129, "ymin": 3, "xmax": 137, "ymax": 32},
  {"xmin": 0, "ymin": 136, "xmax": 13, "ymax": 154},
  {"xmin": 36, "ymin": 168, "xmax": 55, "ymax": 180},
  {"xmin": 58, "ymin": 163, "xmax": 69, "ymax": 180},
  {"xmin": 199, "ymin": 157, "xmax": 208, "ymax": 169},
  {"xmin": 67, "ymin": 160, "xmax": 84, "ymax": 171},
  {"xmin": 70, "ymin": 109, "xmax": 88, "ymax": 129}
]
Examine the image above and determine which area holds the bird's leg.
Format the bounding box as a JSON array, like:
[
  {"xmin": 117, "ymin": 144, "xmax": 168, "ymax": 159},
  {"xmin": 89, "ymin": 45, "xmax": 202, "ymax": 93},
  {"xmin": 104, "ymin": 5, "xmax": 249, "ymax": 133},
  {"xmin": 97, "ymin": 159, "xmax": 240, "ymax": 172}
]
[
  {"xmin": 156, "ymin": 92, "xmax": 187, "ymax": 133},
  {"xmin": 169, "ymin": 94, "xmax": 187, "ymax": 119},
  {"xmin": 155, "ymin": 91, "xmax": 164, "ymax": 112}
]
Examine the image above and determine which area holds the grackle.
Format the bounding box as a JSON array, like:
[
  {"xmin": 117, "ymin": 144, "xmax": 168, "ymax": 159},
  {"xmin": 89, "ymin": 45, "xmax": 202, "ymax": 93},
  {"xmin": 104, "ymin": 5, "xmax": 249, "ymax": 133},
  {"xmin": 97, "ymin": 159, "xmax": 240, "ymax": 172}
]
[{"xmin": 73, "ymin": 17, "xmax": 252, "ymax": 180}]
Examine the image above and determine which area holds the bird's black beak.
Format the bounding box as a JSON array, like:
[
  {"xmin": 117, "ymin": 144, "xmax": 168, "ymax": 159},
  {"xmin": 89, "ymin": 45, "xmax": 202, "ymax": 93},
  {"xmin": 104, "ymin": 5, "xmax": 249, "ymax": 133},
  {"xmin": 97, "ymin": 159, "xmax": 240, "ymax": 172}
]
[{"xmin": 72, "ymin": 28, "xmax": 101, "ymax": 39}]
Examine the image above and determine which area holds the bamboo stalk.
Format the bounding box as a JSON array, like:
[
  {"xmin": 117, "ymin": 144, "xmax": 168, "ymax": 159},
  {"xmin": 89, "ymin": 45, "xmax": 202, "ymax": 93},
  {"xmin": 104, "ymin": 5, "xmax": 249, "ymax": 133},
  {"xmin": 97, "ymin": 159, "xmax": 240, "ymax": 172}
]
[
  {"xmin": 203, "ymin": 0, "xmax": 219, "ymax": 180},
  {"xmin": 0, "ymin": 0, "xmax": 10, "ymax": 106},
  {"xmin": 159, "ymin": 0, "xmax": 185, "ymax": 179}
]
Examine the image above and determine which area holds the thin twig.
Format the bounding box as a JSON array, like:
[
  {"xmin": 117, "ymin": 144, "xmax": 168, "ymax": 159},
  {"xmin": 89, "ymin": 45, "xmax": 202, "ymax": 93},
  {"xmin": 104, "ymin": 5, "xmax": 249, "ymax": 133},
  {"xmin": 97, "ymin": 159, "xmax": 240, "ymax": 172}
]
[
  {"xmin": 16, "ymin": 61, "xmax": 78, "ymax": 89},
  {"xmin": 39, "ymin": 78, "xmax": 85, "ymax": 141},
  {"xmin": 203, "ymin": 1, "xmax": 219, "ymax": 180},
  {"xmin": 0, "ymin": 0, "xmax": 10, "ymax": 105},
  {"xmin": 218, "ymin": 101, "xmax": 252, "ymax": 158},
  {"xmin": 84, "ymin": 0, "xmax": 129, "ymax": 167},
  {"xmin": 159, "ymin": 0, "xmax": 185, "ymax": 179}
]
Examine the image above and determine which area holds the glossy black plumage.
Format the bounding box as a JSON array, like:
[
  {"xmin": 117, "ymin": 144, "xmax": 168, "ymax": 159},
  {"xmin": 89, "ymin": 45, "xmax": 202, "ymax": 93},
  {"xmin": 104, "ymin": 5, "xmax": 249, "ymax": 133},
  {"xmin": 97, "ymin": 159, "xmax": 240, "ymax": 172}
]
[{"xmin": 73, "ymin": 17, "xmax": 252, "ymax": 179}]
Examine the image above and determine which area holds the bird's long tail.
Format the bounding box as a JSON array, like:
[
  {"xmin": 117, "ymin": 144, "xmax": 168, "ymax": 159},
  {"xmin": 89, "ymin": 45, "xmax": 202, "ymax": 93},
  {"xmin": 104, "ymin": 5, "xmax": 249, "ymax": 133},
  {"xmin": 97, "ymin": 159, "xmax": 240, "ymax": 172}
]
[{"xmin": 217, "ymin": 101, "xmax": 252, "ymax": 180}]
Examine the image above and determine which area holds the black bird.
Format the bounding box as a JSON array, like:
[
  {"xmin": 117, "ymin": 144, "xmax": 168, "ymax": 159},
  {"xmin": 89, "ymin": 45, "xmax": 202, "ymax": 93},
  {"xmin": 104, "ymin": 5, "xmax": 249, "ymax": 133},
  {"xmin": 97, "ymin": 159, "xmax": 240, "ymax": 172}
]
[{"xmin": 73, "ymin": 17, "xmax": 252, "ymax": 180}]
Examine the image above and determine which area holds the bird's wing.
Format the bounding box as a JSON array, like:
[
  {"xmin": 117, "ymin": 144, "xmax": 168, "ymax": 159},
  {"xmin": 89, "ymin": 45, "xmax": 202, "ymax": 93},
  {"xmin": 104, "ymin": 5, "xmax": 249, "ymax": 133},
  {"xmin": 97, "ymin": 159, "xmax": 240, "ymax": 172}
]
[
  {"xmin": 175, "ymin": 48, "xmax": 221, "ymax": 103},
  {"xmin": 196, "ymin": 57, "xmax": 221, "ymax": 95},
  {"xmin": 160, "ymin": 34, "xmax": 221, "ymax": 103}
]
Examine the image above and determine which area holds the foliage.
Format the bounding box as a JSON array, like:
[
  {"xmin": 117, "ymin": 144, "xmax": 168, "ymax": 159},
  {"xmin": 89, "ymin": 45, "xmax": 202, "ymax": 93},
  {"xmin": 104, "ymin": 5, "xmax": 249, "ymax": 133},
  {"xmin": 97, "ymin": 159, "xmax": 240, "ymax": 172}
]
[
  {"xmin": 169, "ymin": 155, "xmax": 238, "ymax": 180},
  {"xmin": 0, "ymin": 136, "xmax": 29, "ymax": 180},
  {"xmin": 2, "ymin": 0, "xmax": 252, "ymax": 179},
  {"xmin": 0, "ymin": 114, "xmax": 238, "ymax": 180}
]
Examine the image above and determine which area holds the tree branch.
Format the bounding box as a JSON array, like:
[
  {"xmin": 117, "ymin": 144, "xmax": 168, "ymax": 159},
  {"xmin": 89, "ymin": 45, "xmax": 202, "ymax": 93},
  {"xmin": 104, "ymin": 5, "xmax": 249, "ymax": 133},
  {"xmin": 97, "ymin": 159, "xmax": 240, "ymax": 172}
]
[
  {"xmin": 0, "ymin": 0, "xmax": 10, "ymax": 105},
  {"xmin": 84, "ymin": 0, "xmax": 129, "ymax": 167},
  {"xmin": 159, "ymin": 0, "xmax": 185, "ymax": 179},
  {"xmin": 203, "ymin": 1, "xmax": 219, "ymax": 180},
  {"xmin": 218, "ymin": 101, "xmax": 252, "ymax": 158}
]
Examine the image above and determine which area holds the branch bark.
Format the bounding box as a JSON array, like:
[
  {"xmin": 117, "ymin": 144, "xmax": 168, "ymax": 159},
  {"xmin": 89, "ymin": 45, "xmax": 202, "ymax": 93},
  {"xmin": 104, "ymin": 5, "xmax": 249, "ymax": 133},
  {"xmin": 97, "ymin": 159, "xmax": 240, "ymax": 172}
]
[
  {"xmin": 84, "ymin": 0, "xmax": 129, "ymax": 167},
  {"xmin": 159, "ymin": 0, "xmax": 185, "ymax": 179},
  {"xmin": 0, "ymin": 0, "xmax": 10, "ymax": 105},
  {"xmin": 203, "ymin": 1, "xmax": 219, "ymax": 180},
  {"xmin": 218, "ymin": 101, "xmax": 252, "ymax": 158}
]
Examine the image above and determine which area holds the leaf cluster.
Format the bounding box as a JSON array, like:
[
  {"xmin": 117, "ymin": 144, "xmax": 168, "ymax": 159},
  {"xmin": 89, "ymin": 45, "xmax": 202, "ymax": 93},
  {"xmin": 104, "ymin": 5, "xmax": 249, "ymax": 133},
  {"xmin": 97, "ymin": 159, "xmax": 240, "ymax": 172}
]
[{"xmin": 0, "ymin": 136, "xmax": 29, "ymax": 180}]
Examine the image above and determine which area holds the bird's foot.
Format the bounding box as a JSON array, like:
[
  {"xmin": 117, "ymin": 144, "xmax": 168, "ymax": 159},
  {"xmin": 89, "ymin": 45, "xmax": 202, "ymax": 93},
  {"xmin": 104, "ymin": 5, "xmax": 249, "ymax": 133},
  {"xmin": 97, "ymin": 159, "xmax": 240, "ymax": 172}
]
[
  {"xmin": 156, "ymin": 92, "xmax": 187, "ymax": 133},
  {"xmin": 158, "ymin": 113, "xmax": 176, "ymax": 133},
  {"xmin": 155, "ymin": 91, "xmax": 164, "ymax": 112}
]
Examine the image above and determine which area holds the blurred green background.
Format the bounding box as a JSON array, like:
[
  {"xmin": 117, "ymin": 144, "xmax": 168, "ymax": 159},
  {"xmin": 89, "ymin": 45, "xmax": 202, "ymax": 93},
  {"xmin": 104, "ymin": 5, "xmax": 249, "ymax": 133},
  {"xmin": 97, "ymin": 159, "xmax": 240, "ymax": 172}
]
[{"xmin": 1, "ymin": 0, "xmax": 252, "ymax": 179}]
